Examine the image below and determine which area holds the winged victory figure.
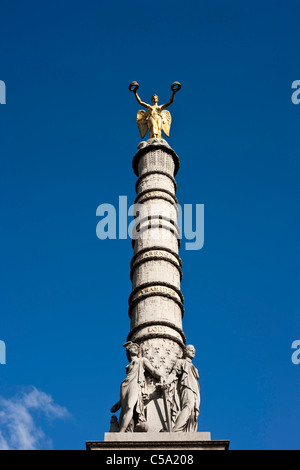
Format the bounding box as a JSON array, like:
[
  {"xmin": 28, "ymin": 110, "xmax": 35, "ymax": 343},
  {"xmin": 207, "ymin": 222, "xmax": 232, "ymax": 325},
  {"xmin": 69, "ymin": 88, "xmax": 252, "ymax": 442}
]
[{"xmin": 129, "ymin": 81, "xmax": 181, "ymax": 139}]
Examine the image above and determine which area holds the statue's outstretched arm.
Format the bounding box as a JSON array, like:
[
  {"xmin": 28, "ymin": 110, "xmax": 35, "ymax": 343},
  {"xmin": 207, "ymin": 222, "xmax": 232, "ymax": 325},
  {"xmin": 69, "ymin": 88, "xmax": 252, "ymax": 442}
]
[
  {"xmin": 134, "ymin": 91, "xmax": 149, "ymax": 109},
  {"xmin": 129, "ymin": 81, "xmax": 149, "ymax": 109},
  {"xmin": 160, "ymin": 82, "xmax": 182, "ymax": 111},
  {"xmin": 160, "ymin": 91, "xmax": 176, "ymax": 111}
]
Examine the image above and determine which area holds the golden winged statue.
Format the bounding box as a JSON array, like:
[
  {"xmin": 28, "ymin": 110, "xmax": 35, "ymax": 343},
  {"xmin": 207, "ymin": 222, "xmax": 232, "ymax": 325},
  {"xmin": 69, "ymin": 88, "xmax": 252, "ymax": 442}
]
[{"xmin": 129, "ymin": 82, "xmax": 181, "ymax": 139}]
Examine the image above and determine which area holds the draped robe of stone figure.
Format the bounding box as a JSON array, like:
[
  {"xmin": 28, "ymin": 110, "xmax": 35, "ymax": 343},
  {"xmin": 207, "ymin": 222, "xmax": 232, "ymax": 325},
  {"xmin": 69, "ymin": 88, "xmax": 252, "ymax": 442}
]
[
  {"xmin": 111, "ymin": 342, "xmax": 164, "ymax": 432},
  {"xmin": 166, "ymin": 345, "xmax": 200, "ymax": 432}
]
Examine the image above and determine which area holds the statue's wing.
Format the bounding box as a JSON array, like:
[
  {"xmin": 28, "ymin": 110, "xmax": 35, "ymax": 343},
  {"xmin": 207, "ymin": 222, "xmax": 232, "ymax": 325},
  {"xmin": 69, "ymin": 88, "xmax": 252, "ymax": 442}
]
[
  {"xmin": 136, "ymin": 110, "xmax": 148, "ymax": 139},
  {"xmin": 161, "ymin": 110, "xmax": 172, "ymax": 137}
]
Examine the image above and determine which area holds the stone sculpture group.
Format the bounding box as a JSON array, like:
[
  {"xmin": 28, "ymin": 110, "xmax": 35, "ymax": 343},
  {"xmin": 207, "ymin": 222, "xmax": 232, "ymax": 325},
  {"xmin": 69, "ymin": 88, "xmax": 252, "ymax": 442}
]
[{"xmin": 110, "ymin": 342, "xmax": 200, "ymax": 433}]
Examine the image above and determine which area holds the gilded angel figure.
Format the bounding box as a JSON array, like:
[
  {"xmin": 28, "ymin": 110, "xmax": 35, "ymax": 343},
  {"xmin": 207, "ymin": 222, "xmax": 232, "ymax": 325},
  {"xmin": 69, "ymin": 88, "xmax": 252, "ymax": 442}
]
[{"xmin": 129, "ymin": 81, "xmax": 181, "ymax": 139}]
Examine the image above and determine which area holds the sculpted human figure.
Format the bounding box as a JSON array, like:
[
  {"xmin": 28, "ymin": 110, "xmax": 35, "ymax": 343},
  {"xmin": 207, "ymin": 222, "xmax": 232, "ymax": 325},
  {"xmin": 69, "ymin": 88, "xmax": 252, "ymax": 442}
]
[
  {"xmin": 109, "ymin": 415, "xmax": 119, "ymax": 432},
  {"xmin": 110, "ymin": 341, "xmax": 165, "ymax": 432},
  {"xmin": 165, "ymin": 344, "xmax": 200, "ymax": 432},
  {"xmin": 129, "ymin": 81, "xmax": 181, "ymax": 139}
]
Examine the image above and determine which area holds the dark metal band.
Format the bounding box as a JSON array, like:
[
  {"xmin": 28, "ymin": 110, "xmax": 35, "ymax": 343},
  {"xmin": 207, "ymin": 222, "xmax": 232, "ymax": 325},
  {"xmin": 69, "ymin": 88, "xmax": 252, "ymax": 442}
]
[
  {"xmin": 128, "ymin": 291, "xmax": 185, "ymax": 318},
  {"xmin": 129, "ymin": 332, "xmax": 186, "ymax": 348},
  {"xmin": 127, "ymin": 320, "xmax": 186, "ymax": 344},
  {"xmin": 130, "ymin": 255, "xmax": 183, "ymax": 282},
  {"xmin": 135, "ymin": 170, "xmax": 177, "ymax": 194},
  {"xmin": 131, "ymin": 245, "xmax": 182, "ymax": 269},
  {"xmin": 131, "ymin": 230, "xmax": 181, "ymax": 249},
  {"xmin": 133, "ymin": 221, "xmax": 181, "ymax": 241},
  {"xmin": 129, "ymin": 281, "xmax": 184, "ymax": 305},
  {"xmin": 133, "ymin": 214, "xmax": 180, "ymax": 232},
  {"xmin": 135, "ymin": 187, "xmax": 178, "ymax": 206},
  {"xmin": 134, "ymin": 194, "xmax": 179, "ymax": 211}
]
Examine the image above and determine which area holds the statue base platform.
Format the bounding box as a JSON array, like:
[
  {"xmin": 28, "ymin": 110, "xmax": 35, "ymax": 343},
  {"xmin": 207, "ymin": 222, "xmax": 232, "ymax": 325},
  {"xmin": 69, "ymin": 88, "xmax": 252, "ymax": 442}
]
[{"xmin": 86, "ymin": 432, "xmax": 229, "ymax": 450}]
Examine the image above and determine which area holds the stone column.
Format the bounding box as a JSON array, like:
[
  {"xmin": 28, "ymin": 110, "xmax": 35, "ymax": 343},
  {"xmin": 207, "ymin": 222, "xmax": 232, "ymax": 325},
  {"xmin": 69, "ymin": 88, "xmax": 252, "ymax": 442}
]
[
  {"xmin": 123, "ymin": 139, "xmax": 185, "ymax": 432},
  {"xmin": 128, "ymin": 139, "xmax": 185, "ymax": 374}
]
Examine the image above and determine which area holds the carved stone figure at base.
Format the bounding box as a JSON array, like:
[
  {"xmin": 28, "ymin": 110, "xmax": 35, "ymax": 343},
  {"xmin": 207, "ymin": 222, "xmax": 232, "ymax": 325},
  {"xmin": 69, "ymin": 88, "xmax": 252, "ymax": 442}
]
[
  {"xmin": 109, "ymin": 415, "xmax": 120, "ymax": 432},
  {"xmin": 110, "ymin": 342, "xmax": 165, "ymax": 432},
  {"xmin": 165, "ymin": 345, "xmax": 200, "ymax": 432}
]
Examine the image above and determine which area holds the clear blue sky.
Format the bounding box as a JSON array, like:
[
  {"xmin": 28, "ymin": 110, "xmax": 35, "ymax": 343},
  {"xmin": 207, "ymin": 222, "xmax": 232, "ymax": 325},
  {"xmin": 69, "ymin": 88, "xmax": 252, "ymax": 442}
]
[{"xmin": 0, "ymin": 0, "xmax": 299, "ymax": 450}]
